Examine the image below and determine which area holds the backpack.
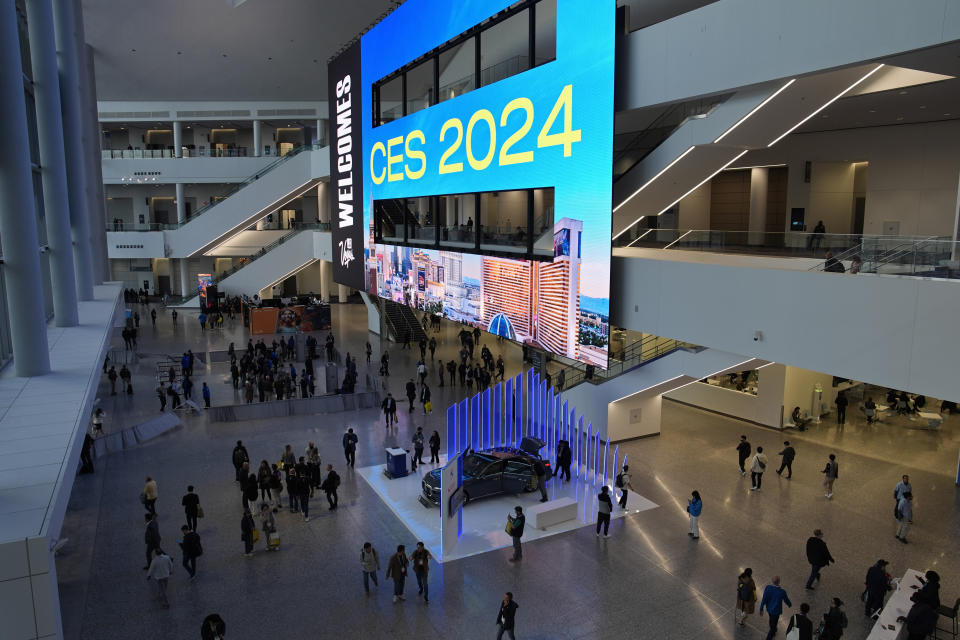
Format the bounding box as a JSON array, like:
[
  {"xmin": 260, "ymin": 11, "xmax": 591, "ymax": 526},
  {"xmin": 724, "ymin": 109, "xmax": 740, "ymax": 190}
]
[{"xmin": 615, "ymin": 473, "xmax": 624, "ymax": 488}]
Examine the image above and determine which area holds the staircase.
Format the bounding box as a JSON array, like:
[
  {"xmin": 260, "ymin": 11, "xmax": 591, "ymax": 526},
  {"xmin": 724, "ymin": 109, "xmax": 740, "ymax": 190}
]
[{"xmin": 382, "ymin": 300, "xmax": 429, "ymax": 344}]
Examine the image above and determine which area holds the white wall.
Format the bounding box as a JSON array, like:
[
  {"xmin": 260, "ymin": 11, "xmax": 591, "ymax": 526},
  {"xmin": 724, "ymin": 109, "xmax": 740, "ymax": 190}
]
[
  {"xmin": 667, "ymin": 362, "xmax": 786, "ymax": 427},
  {"xmin": 618, "ymin": 0, "xmax": 960, "ymax": 110},
  {"xmin": 783, "ymin": 365, "xmax": 837, "ymax": 419},
  {"xmin": 612, "ymin": 249, "xmax": 960, "ymax": 402},
  {"xmin": 738, "ymin": 120, "xmax": 960, "ymax": 237},
  {"xmin": 608, "ymin": 394, "xmax": 662, "ymax": 441},
  {"xmin": 675, "ymin": 181, "xmax": 711, "ymax": 229}
]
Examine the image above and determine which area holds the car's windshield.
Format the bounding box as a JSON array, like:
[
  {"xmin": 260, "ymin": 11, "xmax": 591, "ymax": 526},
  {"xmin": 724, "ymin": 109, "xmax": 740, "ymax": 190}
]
[{"xmin": 463, "ymin": 454, "xmax": 491, "ymax": 476}]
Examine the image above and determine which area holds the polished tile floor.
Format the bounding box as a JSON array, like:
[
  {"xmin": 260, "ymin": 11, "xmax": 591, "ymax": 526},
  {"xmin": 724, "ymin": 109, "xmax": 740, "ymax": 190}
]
[{"xmin": 57, "ymin": 303, "xmax": 960, "ymax": 640}]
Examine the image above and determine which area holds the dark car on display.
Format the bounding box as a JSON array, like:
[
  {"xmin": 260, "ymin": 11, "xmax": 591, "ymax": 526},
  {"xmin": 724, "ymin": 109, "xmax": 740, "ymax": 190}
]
[{"xmin": 420, "ymin": 437, "xmax": 551, "ymax": 507}]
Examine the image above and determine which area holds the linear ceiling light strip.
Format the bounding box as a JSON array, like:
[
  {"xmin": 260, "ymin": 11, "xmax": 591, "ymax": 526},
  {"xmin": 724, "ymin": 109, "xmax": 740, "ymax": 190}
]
[{"xmin": 714, "ymin": 79, "xmax": 796, "ymax": 143}]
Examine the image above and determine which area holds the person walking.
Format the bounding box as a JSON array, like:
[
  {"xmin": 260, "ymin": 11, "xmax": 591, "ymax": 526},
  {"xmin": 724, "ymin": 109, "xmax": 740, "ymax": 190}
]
[
  {"xmin": 305, "ymin": 443, "xmax": 321, "ymax": 491},
  {"xmin": 322, "ymin": 464, "xmax": 340, "ymax": 510},
  {"xmin": 596, "ymin": 486, "xmax": 613, "ymax": 537},
  {"xmin": 786, "ymin": 603, "xmax": 814, "ymax": 640},
  {"xmin": 534, "ymin": 458, "xmax": 548, "ymax": 503},
  {"xmin": 146, "ymin": 547, "xmax": 174, "ymax": 609},
  {"xmin": 201, "ymin": 383, "xmax": 211, "ymax": 408},
  {"xmin": 241, "ymin": 509, "xmax": 256, "ymax": 556},
  {"xmin": 150, "ymin": 308, "xmax": 157, "ymax": 327},
  {"xmin": 805, "ymin": 529, "xmax": 835, "ymax": 589},
  {"xmin": 737, "ymin": 435, "xmax": 751, "ymax": 476},
  {"xmin": 616, "ymin": 464, "xmax": 635, "ymax": 509},
  {"xmin": 750, "ymin": 446, "xmax": 768, "ymax": 491},
  {"xmin": 819, "ymin": 598, "xmax": 848, "ymax": 640},
  {"xmin": 759, "ymin": 576, "xmax": 792, "ymax": 640},
  {"xmin": 864, "ymin": 559, "xmax": 893, "ymax": 617},
  {"xmin": 496, "ymin": 592, "xmax": 519, "ymax": 640},
  {"xmin": 428, "ymin": 430, "xmax": 441, "ymax": 464},
  {"xmin": 144, "ymin": 513, "xmax": 161, "ymax": 570},
  {"xmin": 178, "ymin": 525, "xmax": 202, "ymax": 580},
  {"xmin": 143, "ymin": 476, "xmax": 159, "ymax": 515},
  {"xmin": 822, "ymin": 454, "xmax": 839, "ymax": 499},
  {"xmin": 156, "ymin": 382, "xmax": 167, "ymax": 412},
  {"xmin": 776, "ymin": 441, "xmax": 796, "ymax": 478},
  {"xmin": 361, "ymin": 542, "xmax": 380, "ymax": 596},
  {"xmin": 243, "ymin": 473, "xmax": 259, "ymax": 512},
  {"xmin": 285, "ymin": 469, "xmax": 300, "ymax": 513},
  {"xmin": 107, "ymin": 366, "xmax": 118, "ymax": 395},
  {"xmin": 895, "ymin": 491, "xmax": 913, "ymax": 543},
  {"xmin": 200, "ymin": 614, "xmax": 225, "ymax": 640},
  {"xmin": 386, "ymin": 544, "xmax": 409, "ymax": 603},
  {"xmin": 835, "ymin": 391, "xmax": 848, "ymax": 425},
  {"xmin": 555, "ymin": 439, "xmax": 572, "ymax": 481},
  {"xmin": 181, "ymin": 486, "xmax": 200, "ymax": 532},
  {"xmin": 405, "ymin": 379, "xmax": 417, "ymax": 413},
  {"xmin": 736, "ymin": 568, "xmax": 757, "ymax": 626},
  {"xmin": 231, "ymin": 441, "xmax": 249, "ymax": 482},
  {"xmin": 412, "ymin": 427, "xmax": 425, "ymax": 465},
  {"xmin": 687, "ymin": 490, "xmax": 702, "ymax": 539},
  {"xmin": 297, "ymin": 469, "xmax": 311, "ymax": 522},
  {"xmin": 342, "ymin": 428, "xmax": 358, "ymax": 468},
  {"xmin": 410, "ymin": 541, "xmax": 432, "ymax": 603},
  {"xmin": 420, "ymin": 382, "xmax": 432, "ymax": 415},
  {"xmin": 381, "ymin": 393, "xmax": 397, "ymax": 428},
  {"xmin": 260, "ymin": 503, "xmax": 278, "ymax": 551},
  {"xmin": 91, "ymin": 408, "xmax": 105, "ymax": 436},
  {"xmin": 508, "ymin": 506, "xmax": 525, "ymax": 562},
  {"xmin": 893, "ymin": 475, "xmax": 912, "ymax": 518}
]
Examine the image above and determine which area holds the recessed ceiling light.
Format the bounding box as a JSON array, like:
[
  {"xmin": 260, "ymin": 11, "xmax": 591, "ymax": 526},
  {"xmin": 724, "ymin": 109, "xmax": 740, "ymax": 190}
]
[
  {"xmin": 919, "ymin": 105, "xmax": 926, "ymax": 109},
  {"xmin": 899, "ymin": 90, "xmax": 908, "ymax": 95},
  {"xmin": 896, "ymin": 116, "xmax": 904, "ymax": 121},
  {"xmin": 821, "ymin": 115, "xmax": 829, "ymax": 118},
  {"xmin": 945, "ymin": 113, "xmax": 952, "ymax": 116},
  {"xmin": 869, "ymin": 109, "xmax": 876, "ymax": 113}
]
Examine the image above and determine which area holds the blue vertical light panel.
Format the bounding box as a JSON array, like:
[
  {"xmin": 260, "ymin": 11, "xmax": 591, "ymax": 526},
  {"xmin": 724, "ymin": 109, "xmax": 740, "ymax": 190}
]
[
  {"xmin": 602, "ymin": 438, "xmax": 610, "ymax": 487},
  {"xmin": 586, "ymin": 422, "xmax": 593, "ymax": 477},
  {"xmin": 446, "ymin": 404, "xmax": 457, "ymax": 458},
  {"xmin": 526, "ymin": 370, "xmax": 534, "ymax": 438},
  {"xmin": 613, "ymin": 444, "xmax": 620, "ymax": 488},
  {"xmin": 458, "ymin": 399, "xmax": 468, "ymax": 454},
  {"xmin": 470, "ymin": 393, "xmax": 480, "ymax": 450},
  {"xmin": 493, "ymin": 383, "xmax": 502, "ymax": 448},
  {"xmin": 482, "ymin": 388, "xmax": 491, "ymax": 450},
  {"xmin": 576, "ymin": 416, "xmax": 583, "ymax": 477},
  {"xmin": 592, "ymin": 425, "xmax": 599, "ymax": 484},
  {"xmin": 505, "ymin": 377, "xmax": 513, "ymax": 446}
]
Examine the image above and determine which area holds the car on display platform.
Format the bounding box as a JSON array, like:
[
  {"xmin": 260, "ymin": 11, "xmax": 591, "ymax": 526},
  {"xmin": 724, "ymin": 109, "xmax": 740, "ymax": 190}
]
[{"xmin": 420, "ymin": 437, "xmax": 551, "ymax": 507}]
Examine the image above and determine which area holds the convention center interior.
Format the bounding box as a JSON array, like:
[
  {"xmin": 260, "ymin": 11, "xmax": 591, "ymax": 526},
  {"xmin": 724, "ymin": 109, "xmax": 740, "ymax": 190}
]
[{"xmin": 1, "ymin": 0, "xmax": 960, "ymax": 639}]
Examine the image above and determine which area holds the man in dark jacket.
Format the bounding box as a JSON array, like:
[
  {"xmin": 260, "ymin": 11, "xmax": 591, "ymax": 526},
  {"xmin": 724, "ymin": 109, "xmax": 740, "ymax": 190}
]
[
  {"xmin": 776, "ymin": 441, "xmax": 796, "ymax": 478},
  {"xmin": 556, "ymin": 440, "xmax": 572, "ymax": 481},
  {"xmin": 805, "ymin": 529, "xmax": 835, "ymax": 589},
  {"xmin": 405, "ymin": 379, "xmax": 417, "ymax": 413},
  {"xmin": 178, "ymin": 525, "xmax": 202, "ymax": 579},
  {"xmin": 496, "ymin": 592, "xmax": 519, "ymax": 640},
  {"xmin": 864, "ymin": 559, "xmax": 892, "ymax": 616},
  {"xmin": 143, "ymin": 513, "xmax": 161, "ymax": 570},
  {"xmin": 508, "ymin": 506, "xmax": 525, "ymax": 562},
  {"xmin": 737, "ymin": 435, "xmax": 751, "ymax": 476},
  {"xmin": 322, "ymin": 464, "xmax": 340, "ymax": 510},
  {"xmin": 906, "ymin": 600, "xmax": 938, "ymax": 640},
  {"xmin": 534, "ymin": 459, "xmax": 548, "ymax": 502},
  {"xmin": 232, "ymin": 440, "xmax": 249, "ymax": 482}
]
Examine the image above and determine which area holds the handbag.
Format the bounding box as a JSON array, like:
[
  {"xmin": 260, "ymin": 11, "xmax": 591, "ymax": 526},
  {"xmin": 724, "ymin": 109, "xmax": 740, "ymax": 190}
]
[
  {"xmin": 785, "ymin": 615, "xmax": 800, "ymax": 640},
  {"xmin": 197, "ymin": 505, "xmax": 205, "ymax": 519},
  {"xmin": 252, "ymin": 529, "xmax": 260, "ymax": 543},
  {"xmin": 505, "ymin": 517, "xmax": 514, "ymax": 535}
]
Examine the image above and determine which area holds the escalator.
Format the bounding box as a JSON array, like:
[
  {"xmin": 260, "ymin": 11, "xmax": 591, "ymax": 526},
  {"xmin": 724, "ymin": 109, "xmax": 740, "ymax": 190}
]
[{"xmin": 382, "ymin": 300, "xmax": 429, "ymax": 344}]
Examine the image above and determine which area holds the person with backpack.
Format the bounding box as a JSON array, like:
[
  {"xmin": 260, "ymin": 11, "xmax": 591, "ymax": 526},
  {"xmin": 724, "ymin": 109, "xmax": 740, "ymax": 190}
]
[
  {"xmin": 596, "ymin": 486, "xmax": 613, "ymax": 537},
  {"xmin": 410, "ymin": 541, "xmax": 432, "ymax": 603},
  {"xmin": 361, "ymin": 542, "xmax": 380, "ymax": 595},
  {"xmin": 687, "ymin": 490, "xmax": 702, "ymax": 539},
  {"xmin": 818, "ymin": 598, "xmax": 848, "ymax": 640},
  {"xmin": 507, "ymin": 506, "xmax": 525, "ymax": 562},
  {"xmin": 822, "ymin": 454, "xmax": 839, "ymax": 499},
  {"xmin": 146, "ymin": 547, "xmax": 174, "ymax": 608},
  {"xmin": 322, "ymin": 464, "xmax": 340, "ymax": 510},
  {"xmin": 178, "ymin": 525, "xmax": 202, "ymax": 579},
  {"xmin": 750, "ymin": 446, "xmax": 768, "ymax": 491},
  {"xmin": 616, "ymin": 465, "xmax": 635, "ymax": 509}
]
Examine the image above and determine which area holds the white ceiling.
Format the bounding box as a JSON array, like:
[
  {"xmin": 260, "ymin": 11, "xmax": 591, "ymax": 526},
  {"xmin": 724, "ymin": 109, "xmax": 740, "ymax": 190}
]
[{"xmin": 82, "ymin": 0, "xmax": 718, "ymax": 102}]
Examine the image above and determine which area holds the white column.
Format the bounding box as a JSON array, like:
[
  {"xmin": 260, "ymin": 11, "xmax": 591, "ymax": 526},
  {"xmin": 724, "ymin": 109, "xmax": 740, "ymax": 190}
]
[
  {"xmin": 316, "ymin": 119, "xmax": 323, "ymax": 146},
  {"xmin": 26, "ymin": 0, "xmax": 78, "ymax": 327},
  {"xmin": 53, "ymin": 0, "xmax": 94, "ymax": 300},
  {"xmin": 319, "ymin": 260, "xmax": 332, "ymax": 303},
  {"xmin": 748, "ymin": 167, "xmax": 769, "ymax": 245},
  {"xmin": 253, "ymin": 119, "xmax": 261, "ymax": 157},
  {"xmin": 179, "ymin": 259, "xmax": 190, "ymax": 297},
  {"xmin": 173, "ymin": 120, "xmax": 182, "ymax": 158},
  {"xmin": 0, "ymin": 0, "xmax": 51, "ymax": 375},
  {"xmin": 175, "ymin": 183, "xmax": 185, "ymax": 225},
  {"xmin": 317, "ymin": 182, "xmax": 331, "ymax": 224},
  {"xmin": 338, "ymin": 284, "xmax": 350, "ymax": 302}
]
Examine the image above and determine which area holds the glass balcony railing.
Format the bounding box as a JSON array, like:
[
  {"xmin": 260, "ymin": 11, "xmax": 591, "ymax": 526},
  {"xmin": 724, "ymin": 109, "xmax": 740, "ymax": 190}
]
[
  {"xmin": 102, "ymin": 147, "xmax": 255, "ymax": 159},
  {"xmin": 615, "ymin": 228, "xmax": 960, "ymax": 279}
]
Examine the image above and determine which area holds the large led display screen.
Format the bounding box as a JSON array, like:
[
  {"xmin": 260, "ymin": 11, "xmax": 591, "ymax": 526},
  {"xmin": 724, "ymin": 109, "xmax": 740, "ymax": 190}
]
[{"xmin": 330, "ymin": 0, "xmax": 613, "ymax": 367}]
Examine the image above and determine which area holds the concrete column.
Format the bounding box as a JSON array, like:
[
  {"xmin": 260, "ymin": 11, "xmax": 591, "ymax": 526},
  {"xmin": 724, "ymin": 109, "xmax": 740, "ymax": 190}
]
[
  {"xmin": 26, "ymin": 0, "xmax": 79, "ymax": 327},
  {"xmin": 0, "ymin": 0, "xmax": 51, "ymax": 375},
  {"xmin": 253, "ymin": 119, "xmax": 261, "ymax": 157},
  {"xmin": 81, "ymin": 43, "xmax": 109, "ymax": 283},
  {"xmin": 317, "ymin": 182, "xmax": 331, "ymax": 224},
  {"xmin": 175, "ymin": 183, "xmax": 185, "ymax": 225},
  {"xmin": 338, "ymin": 284, "xmax": 351, "ymax": 302},
  {"xmin": 748, "ymin": 167, "xmax": 769, "ymax": 245},
  {"xmin": 319, "ymin": 260, "xmax": 332, "ymax": 302},
  {"xmin": 53, "ymin": 0, "xmax": 94, "ymax": 300},
  {"xmin": 173, "ymin": 120, "xmax": 182, "ymax": 158},
  {"xmin": 179, "ymin": 259, "xmax": 190, "ymax": 297}
]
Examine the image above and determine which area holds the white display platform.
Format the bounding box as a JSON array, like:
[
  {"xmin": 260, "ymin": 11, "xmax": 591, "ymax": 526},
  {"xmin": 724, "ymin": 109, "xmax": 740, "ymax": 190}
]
[{"xmin": 358, "ymin": 458, "xmax": 659, "ymax": 562}]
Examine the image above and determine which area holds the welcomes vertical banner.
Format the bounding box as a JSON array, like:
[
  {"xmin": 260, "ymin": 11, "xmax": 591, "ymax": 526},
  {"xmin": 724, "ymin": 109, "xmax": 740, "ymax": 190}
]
[{"xmin": 327, "ymin": 42, "xmax": 365, "ymax": 290}]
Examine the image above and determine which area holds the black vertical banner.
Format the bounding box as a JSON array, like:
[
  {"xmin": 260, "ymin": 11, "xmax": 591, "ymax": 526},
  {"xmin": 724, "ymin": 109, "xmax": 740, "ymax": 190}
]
[{"xmin": 327, "ymin": 42, "xmax": 364, "ymax": 290}]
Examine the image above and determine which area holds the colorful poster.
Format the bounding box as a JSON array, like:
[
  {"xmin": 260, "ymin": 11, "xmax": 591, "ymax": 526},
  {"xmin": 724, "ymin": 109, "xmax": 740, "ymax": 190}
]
[
  {"xmin": 300, "ymin": 305, "xmax": 332, "ymax": 331},
  {"xmin": 249, "ymin": 307, "xmax": 279, "ymax": 335}
]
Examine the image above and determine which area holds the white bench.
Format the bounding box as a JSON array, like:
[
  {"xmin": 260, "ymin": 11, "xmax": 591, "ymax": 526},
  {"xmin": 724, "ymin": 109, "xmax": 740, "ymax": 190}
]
[
  {"xmin": 916, "ymin": 411, "xmax": 943, "ymax": 429},
  {"xmin": 527, "ymin": 497, "xmax": 577, "ymax": 529}
]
